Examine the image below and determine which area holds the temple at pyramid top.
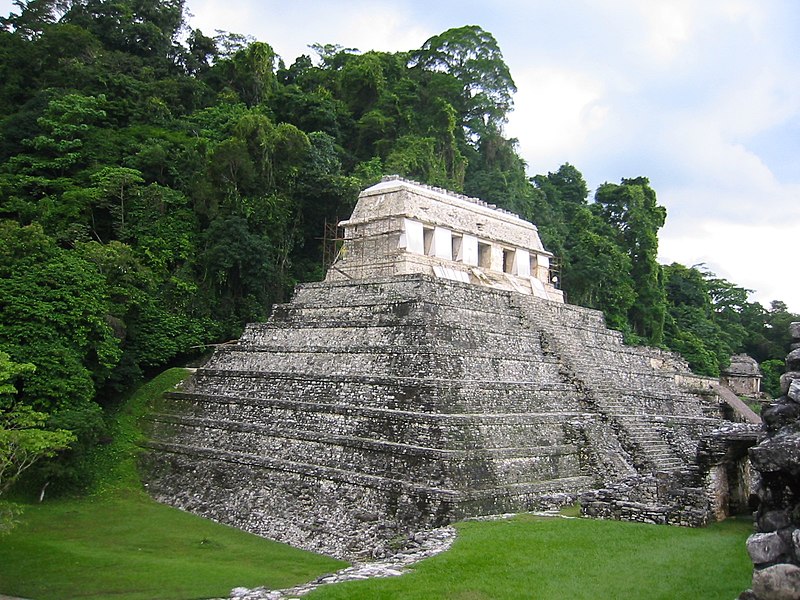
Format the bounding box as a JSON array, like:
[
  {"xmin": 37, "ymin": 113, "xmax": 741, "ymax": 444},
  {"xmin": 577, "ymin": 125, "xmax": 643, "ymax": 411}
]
[{"xmin": 325, "ymin": 176, "xmax": 564, "ymax": 302}]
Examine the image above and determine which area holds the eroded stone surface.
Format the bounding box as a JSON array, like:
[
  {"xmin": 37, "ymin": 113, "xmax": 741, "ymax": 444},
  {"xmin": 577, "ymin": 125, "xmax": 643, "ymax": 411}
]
[
  {"xmin": 748, "ymin": 532, "xmax": 789, "ymax": 565},
  {"xmin": 786, "ymin": 349, "xmax": 800, "ymax": 372},
  {"xmin": 750, "ymin": 434, "xmax": 800, "ymax": 474},
  {"xmin": 752, "ymin": 564, "xmax": 800, "ymax": 600},
  {"xmin": 739, "ymin": 323, "xmax": 800, "ymax": 600},
  {"xmin": 325, "ymin": 177, "xmax": 563, "ymax": 301},
  {"xmin": 139, "ymin": 180, "xmax": 745, "ymax": 559},
  {"xmin": 140, "ymin": 273, "xmax": 728, "ymax": 558},
  {"xmin": 780, "ymin": 372, "xmax": 800, "ymax": 396},
  {"xmin": 788, "ymin": 380, "xmax": 800, "ymax": 404}
]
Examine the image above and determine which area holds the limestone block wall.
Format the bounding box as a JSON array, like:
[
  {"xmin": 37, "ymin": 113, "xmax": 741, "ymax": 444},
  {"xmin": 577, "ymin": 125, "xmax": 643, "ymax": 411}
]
[
  {"xmin": 580, "ymin": 470, "xmax": 712, "ymax": 527},
  {"xmin": 141, "ymin": 274, "xmax": 726, "ymax": 559}
]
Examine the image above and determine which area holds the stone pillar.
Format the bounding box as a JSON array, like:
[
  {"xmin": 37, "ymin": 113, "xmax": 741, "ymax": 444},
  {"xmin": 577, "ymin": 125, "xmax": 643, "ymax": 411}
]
[
  {"xmin": 740, "ymin": 322, "xmax": 800, "ymax": 600},
  {"xmin": 707, "ymin": 463, "xmax": 730, "ymax": 521}
]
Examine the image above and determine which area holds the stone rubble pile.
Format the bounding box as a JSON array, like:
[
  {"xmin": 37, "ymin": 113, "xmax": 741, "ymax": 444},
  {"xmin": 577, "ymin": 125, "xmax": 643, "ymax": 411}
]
[
  {"xmin": 219, "ymin": 526, "xmax": 457, "ymax": 600},
  {"xmin": 739, "ymin": 322, "xmax": 800, "ymax": 600}
]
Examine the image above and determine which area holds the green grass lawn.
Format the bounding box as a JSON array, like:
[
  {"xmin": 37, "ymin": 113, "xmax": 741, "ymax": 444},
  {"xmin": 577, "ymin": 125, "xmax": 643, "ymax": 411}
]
[
  {"xmin": 0, "ymin": 490, "xmax": 345, "ymax": 600},
  {"xmin": 306, "ymin": 514, "xmax": 753, "ymax": 600},
  {"xmin": 0, "ymin": 369, "xmax": 754, "ymax": 600}
]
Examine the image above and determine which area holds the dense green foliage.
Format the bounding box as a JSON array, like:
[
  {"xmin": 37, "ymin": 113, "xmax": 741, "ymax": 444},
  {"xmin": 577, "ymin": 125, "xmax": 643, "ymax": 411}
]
[
  {"xmin": 0, "ymin": 0, "xmax": 796, "ymax": 492},
  {"xmin": 0, "ymin": 350, "xmax": 75, "ymax": 531}
]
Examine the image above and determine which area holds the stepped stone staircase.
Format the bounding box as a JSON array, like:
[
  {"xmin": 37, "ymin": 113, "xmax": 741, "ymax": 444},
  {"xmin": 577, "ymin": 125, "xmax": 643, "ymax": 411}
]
[{"xmin": 141, "ymin": 274, "xmax": 725, "ymax": 559}]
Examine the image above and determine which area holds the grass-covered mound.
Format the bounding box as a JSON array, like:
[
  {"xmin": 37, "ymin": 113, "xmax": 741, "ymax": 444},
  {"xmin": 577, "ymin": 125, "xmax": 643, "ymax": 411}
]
[{"xmin": 0, "ymin": 369, "xmax": 345, "ymax": 600}]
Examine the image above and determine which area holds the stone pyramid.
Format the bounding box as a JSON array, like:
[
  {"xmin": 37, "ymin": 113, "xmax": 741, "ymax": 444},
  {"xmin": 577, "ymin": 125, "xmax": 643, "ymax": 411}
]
[{"xmin": 141, "ymin": 178, "xmax": 726, "ymax": 559}]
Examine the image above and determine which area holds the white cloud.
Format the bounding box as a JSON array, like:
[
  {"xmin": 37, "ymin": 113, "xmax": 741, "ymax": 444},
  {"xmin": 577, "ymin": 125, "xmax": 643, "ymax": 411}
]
[
  {"xmin": 186, "ymin": 0, "xmax": 255, "ymax": 38},
  {"xmin": 659, "ymin": 220, "xmax": 800, "ymax": 312},
  {"xmin": 187, "ymin": 0, "xmax": 431, "ymax": 63},
  {"xmin": 730, "ymin": 75, "xmax": 800, "ymax": 139},
  {"xmin": 507, "ymin": 67, "xmax": 609, "ymax": 170},
  {"xmin": 638, "ymin": 0, "xmax": 694, "ymax": 63},
  {"xmin": 334, "ymin": 5, "xmax": 433, "ymax": 56}
]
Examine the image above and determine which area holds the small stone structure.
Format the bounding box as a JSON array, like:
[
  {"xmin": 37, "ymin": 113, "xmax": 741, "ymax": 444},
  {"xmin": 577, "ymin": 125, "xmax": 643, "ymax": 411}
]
[
  {"xmin": 739, "ymin": 322, "xmax": 800, "ymax": 600},
  {"xmin": 140, "ymin": 178, "xmax": 748, "ymax": 559},
  {"xmin": 722, "ymin": 354, "xmax": 763, "ymax": 397},
  {"xmin": 580, "ymin": 470, "xmax": 713, "ymax": 527}
]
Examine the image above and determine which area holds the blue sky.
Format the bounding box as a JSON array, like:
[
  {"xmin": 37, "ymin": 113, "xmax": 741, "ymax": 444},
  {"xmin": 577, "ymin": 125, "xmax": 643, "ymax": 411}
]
[{"xmin": 3, "ymin": 0, "xmax": 798, "ymax": 311}]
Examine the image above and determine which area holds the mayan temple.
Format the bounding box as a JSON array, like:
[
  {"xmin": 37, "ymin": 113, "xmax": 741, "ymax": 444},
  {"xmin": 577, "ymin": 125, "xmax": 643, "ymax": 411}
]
[{"xmin": 141, "ymin": 176, "xmax": 754, "ymax": 559}]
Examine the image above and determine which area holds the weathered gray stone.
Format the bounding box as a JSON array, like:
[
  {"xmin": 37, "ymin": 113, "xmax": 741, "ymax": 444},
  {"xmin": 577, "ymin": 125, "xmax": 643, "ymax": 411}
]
[
  {"xmin": 140, "ymin": 179, "xmax": 742, "ymax": 559},
  {"xmin": 326, "ymin": 177, "xmax": 564, "ymax": 302},
  {"xmin": 780, "ymin": 372, "xmax": 800, "ymax": 395},
  {"xmin": 759, "ymin": 510, "xmax": 793, "ymax": 534},
  {"xmin": 788, "ymin": 380, "xmax": 800, "ymax": 404},
  {"xmin": 787, "ymin": 349, "xmax": 800, "ymax": 372},
  {"xmin": 741, "ymin": 324, "xmax": 800, "ymax": 600},
  {"xmin": 789, "ymin": 322, "xmax": 800, "ymax": 342},
  {"xmin": 140, "ymin": 272, "xmax": 734, "ymax": 557},
  {"xmin": 748, "ymin": 532, "xmax": 789, "ymax": 565},
  {"xmin": 750, "ymin": 434, "xmax": 800, "ymax": 474},
  {"xmin": 752, "ymin": 563, "xmax": 800, "ymax": 600},
  {"xmin": 723, "ymin": 355, "xmax": 763, "ymax": 397},
  {"xmin": 761, "ymin": 402, "xmax": 800, "ymax": 433}
]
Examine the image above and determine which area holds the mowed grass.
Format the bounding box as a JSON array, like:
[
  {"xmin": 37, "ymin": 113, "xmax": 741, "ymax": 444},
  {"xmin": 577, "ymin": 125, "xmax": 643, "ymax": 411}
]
[
  {"xmin": 306, "ymin": 514, "xmax": 753, "ymax": 600},
  {"xmin": 0, "ymin": 490, "xmax": 345, "ymax": 600}
]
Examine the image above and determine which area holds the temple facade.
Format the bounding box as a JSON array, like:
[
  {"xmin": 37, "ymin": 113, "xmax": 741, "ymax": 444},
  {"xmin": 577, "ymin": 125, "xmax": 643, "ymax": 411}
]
[{"xmin": 326, "ymin": 176, "xmax": 564, "ymax": 302}]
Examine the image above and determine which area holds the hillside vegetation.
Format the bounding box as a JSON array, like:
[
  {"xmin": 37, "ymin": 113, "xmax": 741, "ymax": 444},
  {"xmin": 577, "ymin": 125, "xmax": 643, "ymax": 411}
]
[{"xmin": 0, "ymin": 0, "xmax": 796, "ymax": 495}]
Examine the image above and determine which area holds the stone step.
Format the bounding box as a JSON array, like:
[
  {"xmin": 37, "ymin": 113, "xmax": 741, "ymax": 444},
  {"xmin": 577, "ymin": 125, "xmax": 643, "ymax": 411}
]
[
  {"xmin": 147, "ymin": 418, "xmax": 586, "ymax": 487},
  {"xmin": 152, "ymin": 401, "xmax": 586, "ymax": 447},
  {"xmin": 144, "ymin": 439, "xmax": 592, "ymax": 501},
  {"xmin": 178, "ymin": 376, "xmax": 587, "ymax": 414},
  {"xmin": 202, "ymin": 349, "xmax": 568, "ymax": 383},
  {"xmin": 464, "ymin": 475, "xmax": 596, "ymax": 502}
]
